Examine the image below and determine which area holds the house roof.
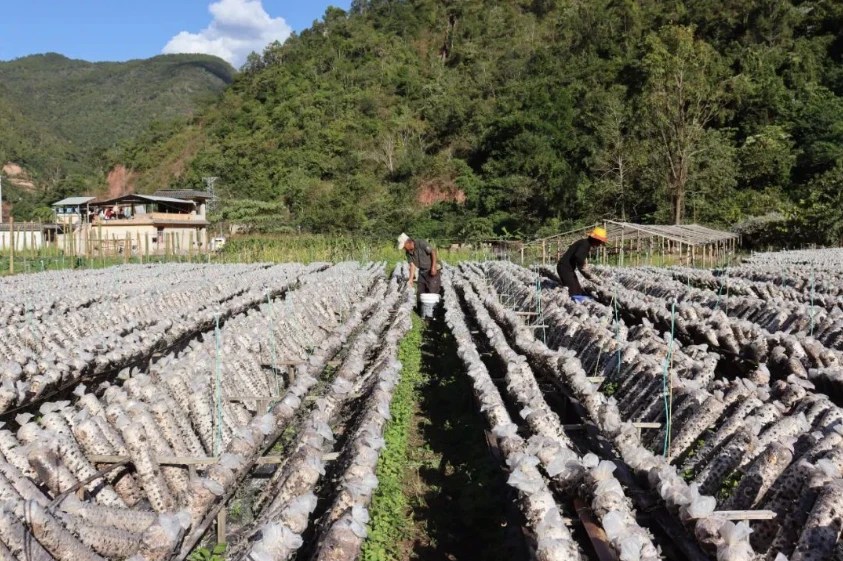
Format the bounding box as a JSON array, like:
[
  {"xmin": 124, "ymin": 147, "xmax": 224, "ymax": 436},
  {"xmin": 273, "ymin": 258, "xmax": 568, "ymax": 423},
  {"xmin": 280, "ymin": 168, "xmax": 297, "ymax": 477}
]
[
  {"xmin": 91, "ymin": 194, "xmax": 196, "ymax": 207},
  {"xmin": 96, "ymin": 218, "xmax": 209, "ymax": 227},
  {"xmin": 52, "ymin": 196, "xmax": 97, "ymax": 206},
  {"xmin": 153, "ymin": 189, "xmax": 213, "ymax": 200},
  {"xmin": 527, "ymin": 221, "xmax": 739, "ymax": 248}
]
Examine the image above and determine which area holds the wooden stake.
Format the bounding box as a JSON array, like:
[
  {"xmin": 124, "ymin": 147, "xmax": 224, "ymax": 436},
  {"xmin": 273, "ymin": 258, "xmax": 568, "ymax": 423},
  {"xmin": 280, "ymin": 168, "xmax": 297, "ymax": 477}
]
[
  {"xmin": 574, "ymin": 497, "xmax": 619, "ymax": 561},
  {"xmin": 98, "ymin": 222, "xmax": 103, "ymax": 265},
  {"xmin": 216, "ymin": 509, "xmax": 227, "ymax": 545},
  {"xmin": 9, "ymin": 217, "xmax": 14, "ymax": 275},
  {"xmin": 69, "ymin": 222, "xmax": 75, "ymax": 263}
]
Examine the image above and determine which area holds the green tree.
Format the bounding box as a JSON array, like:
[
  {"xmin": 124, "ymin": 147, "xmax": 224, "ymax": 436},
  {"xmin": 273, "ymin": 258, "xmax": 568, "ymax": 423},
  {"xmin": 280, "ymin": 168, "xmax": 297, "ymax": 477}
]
[
  {"xmin": 585, "ymin": 86, "xmax": 648, "ymax": 221},
  {"xmin": 642, "ymin": 25, "xmax": 731, "ymax": 224}
]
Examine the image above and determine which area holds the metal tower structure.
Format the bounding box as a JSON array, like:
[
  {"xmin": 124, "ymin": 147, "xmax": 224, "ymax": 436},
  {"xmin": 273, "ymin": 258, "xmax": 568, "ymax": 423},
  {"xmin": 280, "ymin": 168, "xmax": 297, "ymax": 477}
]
[{"xmin": 203, "ymin": 176, "xmax": 219, "ymax": 214}]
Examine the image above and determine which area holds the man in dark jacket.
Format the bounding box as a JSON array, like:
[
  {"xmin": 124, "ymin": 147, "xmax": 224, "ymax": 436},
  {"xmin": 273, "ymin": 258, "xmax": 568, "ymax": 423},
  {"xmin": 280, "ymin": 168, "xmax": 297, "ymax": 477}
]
[
  {"xmin": 398, "ymin": 233, "xmax": 440, "ymax": 294},
  {"xmin": 556, "ymin": 227, "xmax": 608, "ymax": 297}
]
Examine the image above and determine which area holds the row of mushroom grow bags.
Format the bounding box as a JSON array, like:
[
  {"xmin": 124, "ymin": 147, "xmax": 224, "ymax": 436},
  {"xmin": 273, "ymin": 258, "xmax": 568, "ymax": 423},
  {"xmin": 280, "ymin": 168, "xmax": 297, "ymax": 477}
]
[
  {"xmin": 444, "ymin": 266, "xmax": 661, "ymax": 561},
  {"xmin": 0, "ymin": 262, "xmax": 414, "ymax": 561},
  {"xmin": 480, "ymin": 260, "xmax": 842, "ymax": 561},
  {"xmin": 0, "ymin": 262, "xmax": 328, "ymax": 415}
]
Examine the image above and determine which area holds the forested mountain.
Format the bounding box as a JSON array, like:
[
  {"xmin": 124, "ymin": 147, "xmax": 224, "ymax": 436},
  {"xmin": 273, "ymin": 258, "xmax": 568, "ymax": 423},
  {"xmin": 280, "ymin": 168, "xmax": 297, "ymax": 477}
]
[
  {"xmin": 60, "ymin": 2, "xmax": 843, "ymax": 242},
  {"xmin": 0, "ymin": 53, "xmax": 235, "ymax": 219}
]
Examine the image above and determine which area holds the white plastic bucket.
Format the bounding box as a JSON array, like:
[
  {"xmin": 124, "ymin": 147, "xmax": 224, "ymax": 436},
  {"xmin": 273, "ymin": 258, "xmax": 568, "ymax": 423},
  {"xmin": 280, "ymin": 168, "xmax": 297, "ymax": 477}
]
[{"xmin": 419, "ymin": 293, "xmax": 441, "ymax": 319}]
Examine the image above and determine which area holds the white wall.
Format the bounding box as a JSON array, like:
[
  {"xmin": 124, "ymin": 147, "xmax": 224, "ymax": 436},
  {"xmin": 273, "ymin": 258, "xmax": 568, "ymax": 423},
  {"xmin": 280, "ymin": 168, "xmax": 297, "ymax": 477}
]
[{"xmin": 0, "ymin": 231, "xmax": 45, "ymax": 250}]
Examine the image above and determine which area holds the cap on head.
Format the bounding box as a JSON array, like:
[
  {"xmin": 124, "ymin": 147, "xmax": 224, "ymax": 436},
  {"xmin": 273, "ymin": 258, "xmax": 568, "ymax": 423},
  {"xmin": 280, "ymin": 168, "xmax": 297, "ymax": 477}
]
[
  {"xmin": 397, "ymin": 233, "xmax": 410, "ymax": 250},
  {"xmin": 589, "ymin": 227, "xmax": 608, "ymax": 244}
]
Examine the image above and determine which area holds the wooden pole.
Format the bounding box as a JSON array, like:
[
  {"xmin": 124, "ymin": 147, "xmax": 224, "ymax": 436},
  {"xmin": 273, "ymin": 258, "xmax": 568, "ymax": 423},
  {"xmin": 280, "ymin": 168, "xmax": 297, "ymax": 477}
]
[
  {"xmin": 137, "ymin": 232, "xmax": 142, "ymax": 264},
  {"xmin": 189, "ymin": 231, "xmax": 195, "ymax": 262},
  {"xmin": 620, "ymin": 230, "xmax": 625, "ymax": 267},
  {"xmin": 98, "ymin": 222, "xmax": 103, "ymax": 265},
  {"xmin": 145, "ymin": 232, "xmax": 149, "ymax": 261},
  {"xmin": 9, "ymin": 217, "xmax": 14, "ymax": 275},
  {"xmin": 124, "ymin": 231, "xmax": 129, "ymax": 264},
  {"xmin": 70, "ymin": 223, "xmax": 76, "ymax": 263}
]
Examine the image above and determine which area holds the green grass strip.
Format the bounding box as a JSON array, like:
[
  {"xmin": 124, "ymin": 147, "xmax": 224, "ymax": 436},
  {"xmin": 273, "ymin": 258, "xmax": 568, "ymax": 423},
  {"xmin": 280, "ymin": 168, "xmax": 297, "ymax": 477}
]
[{"xmin": 361, "ymin": 313, "xmax": 423, "ymax": 561}]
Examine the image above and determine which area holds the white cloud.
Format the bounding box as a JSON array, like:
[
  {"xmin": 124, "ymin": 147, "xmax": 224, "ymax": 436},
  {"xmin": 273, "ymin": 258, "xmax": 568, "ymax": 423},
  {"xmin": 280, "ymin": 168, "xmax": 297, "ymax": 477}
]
[{"xmin": 162, "ymin": 0, "xmax": 291, "ymax": 67}]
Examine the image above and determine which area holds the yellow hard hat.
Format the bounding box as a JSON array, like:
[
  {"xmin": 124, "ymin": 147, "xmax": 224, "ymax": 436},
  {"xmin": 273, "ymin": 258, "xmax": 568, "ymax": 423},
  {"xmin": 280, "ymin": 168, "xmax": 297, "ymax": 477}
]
[{"xmin": 589, "ymin": 227, "xmax": 608, "ymax": 243}]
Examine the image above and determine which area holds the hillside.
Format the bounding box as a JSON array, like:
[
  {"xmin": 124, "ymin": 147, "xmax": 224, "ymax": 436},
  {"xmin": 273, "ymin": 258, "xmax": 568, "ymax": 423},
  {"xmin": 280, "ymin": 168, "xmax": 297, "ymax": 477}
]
[
  {"xmin": 71, "ymin": 2, "xmax": 843, "ymax": 243},
  {"xmin": 0, "ymin": 53, "xmax": 235, "ymax": 219}
]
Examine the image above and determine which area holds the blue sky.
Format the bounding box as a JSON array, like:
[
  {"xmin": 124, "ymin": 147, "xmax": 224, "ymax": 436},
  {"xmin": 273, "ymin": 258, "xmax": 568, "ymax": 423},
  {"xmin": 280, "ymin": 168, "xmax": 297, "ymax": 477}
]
[{"xmin": 0, "ymin": 0, "xmax": 351, "ymax": 66}]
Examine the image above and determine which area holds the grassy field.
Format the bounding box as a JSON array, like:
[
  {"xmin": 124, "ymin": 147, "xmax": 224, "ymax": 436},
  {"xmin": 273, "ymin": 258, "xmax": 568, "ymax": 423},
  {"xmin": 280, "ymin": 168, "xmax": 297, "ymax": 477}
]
[
  {"xmin": 217, "ymin": 235, "xmax": 492, "ymax": 265},
  {"xmin": 0, "ymin": 233, "xmax": 744, "ymax": 276},
  {"xmin": 0, "ymin": 234, "xmax": 496, "ymax": 276}
]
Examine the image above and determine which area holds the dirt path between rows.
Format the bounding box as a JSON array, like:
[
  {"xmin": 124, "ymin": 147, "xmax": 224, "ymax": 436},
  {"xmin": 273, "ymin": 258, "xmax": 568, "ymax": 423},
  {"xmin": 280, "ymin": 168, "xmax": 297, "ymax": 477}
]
[{"xmin": 398, "ymin": 315, "xmax": 528, "ymax": 561}]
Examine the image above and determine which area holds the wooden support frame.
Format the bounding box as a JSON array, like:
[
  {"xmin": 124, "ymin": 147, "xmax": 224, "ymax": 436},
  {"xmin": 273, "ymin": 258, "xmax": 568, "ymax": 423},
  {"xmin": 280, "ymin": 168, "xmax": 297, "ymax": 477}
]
[
  {"xmin": 574, "ymin": 497, "xmax": 619, "ymax": 561},
  {"xmin": 562, "ymin": 422, "xmax": 660, "ymax": 431},
  {"xmin": 714, "ymin": 510, "xmax": 776, "ymax": 521},
  {"xmin": 88, "ymin": 453, "xmax": 340, "ymax": 466}
]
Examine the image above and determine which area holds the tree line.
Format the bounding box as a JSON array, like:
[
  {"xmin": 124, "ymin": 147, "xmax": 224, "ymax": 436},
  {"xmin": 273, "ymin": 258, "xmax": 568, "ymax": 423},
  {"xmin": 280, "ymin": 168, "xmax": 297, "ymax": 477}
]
[{"xmin": 107, "ymin": 1, "xmax": 843, "ymax": 245}]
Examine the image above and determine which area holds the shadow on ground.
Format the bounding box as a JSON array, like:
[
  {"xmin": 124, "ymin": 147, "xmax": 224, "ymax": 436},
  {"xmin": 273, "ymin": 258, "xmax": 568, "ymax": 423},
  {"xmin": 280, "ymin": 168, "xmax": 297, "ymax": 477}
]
[{"xmin": 402, "ymin": 312, "xmax": 528, "ymax": 561}]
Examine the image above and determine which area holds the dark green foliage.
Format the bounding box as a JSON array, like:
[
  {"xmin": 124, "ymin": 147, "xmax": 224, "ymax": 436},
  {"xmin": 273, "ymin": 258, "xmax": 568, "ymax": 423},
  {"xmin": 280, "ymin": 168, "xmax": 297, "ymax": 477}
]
[
  {"xmin": 0, "ymin": 53, "xmax": 234, "ymax": 154},
  {"xmin": 12, "ymin": 1, "xmax": 843, "ymax": 243},
  {"xmin": 188, "ymin": 543, "xmax": 226, "ymax": 561},
  {"xmin": 0, "ymin": 53, "xmax": 234, "ymax": 218}
]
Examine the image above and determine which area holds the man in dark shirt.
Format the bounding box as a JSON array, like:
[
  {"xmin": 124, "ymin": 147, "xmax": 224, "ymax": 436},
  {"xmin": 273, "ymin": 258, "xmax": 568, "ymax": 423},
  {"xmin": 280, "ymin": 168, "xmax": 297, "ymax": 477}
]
[
  {"xmin": 556, "ymin": 227, "xmax": 608, "ymax": 297},
  {"xmin": 398, "ymin": 233, "xmax": 440, "ymax": 294}
]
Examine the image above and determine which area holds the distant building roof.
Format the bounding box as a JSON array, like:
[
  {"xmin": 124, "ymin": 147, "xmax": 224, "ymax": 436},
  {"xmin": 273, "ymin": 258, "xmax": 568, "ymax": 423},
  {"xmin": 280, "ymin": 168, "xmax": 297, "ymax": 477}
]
[
  {"xmin": 95, "ymin": 218, "xmax": 209, "ymax": 228},
  {"xmin": 52, "ymin": 196, "xmax": 97, "ymax": 206},
  {"xmin": 153, "ymin": 189, "xmax": 213, "ymax": 200},
  {"xmin": 92, "ymin": 194, "xmax": 196, "ymax": 207}
]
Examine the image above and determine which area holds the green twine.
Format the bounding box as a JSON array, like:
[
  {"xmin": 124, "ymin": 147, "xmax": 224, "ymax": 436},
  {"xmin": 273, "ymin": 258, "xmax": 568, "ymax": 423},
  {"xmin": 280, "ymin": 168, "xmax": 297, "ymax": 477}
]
[
  {"xmin": 25, "ymin": 292, "xmax": 37, "ymax": 351},
  {"xmin": 663, "ymin": 301, "xmax": 676, "ymax": 457},
  {"xmin": 714, "ymin": 267, "xmax": 728, "ymax": 310},
  {"xmin": 810, "ymin": 267, "xmax": 815, "ymax": 338},
  {"xmin": 267, "ymin": 294, "xmax": 280, "ymax": 401},
  {"xmin": 535, "ymin": 267, "xmax": 546, "ymax": 344},
  {"xmin": 714, "ymin": 282, "xmax": 724, "ymax": 310},
  {"xmin": 725, "ymin": 274, "xmax": 730, "ymax": 314},
  {"xmin": 613, "ymin": 288, "xmax": 621, "ymax": 375},
  {"xmin": 213, "ymin": 313, "xmax": 224, "ymax": 456}
]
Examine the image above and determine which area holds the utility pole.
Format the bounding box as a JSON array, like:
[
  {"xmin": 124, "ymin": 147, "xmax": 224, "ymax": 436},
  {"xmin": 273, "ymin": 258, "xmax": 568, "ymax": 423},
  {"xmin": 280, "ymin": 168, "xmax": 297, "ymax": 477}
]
[{"xmin": 203, "ymin": 177, "xmax": 219, "ymax": 214}]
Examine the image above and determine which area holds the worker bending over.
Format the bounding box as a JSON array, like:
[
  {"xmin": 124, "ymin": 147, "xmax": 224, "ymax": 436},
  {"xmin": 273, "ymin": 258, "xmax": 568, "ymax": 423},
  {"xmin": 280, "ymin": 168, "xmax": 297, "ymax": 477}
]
[
  {"xmin": 398, "ymin": 233, "xmax": 440, "ymax": 293},
  {"xmin": 556, "ymin": 227, "xmax": 608, "ymax": 297}
]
